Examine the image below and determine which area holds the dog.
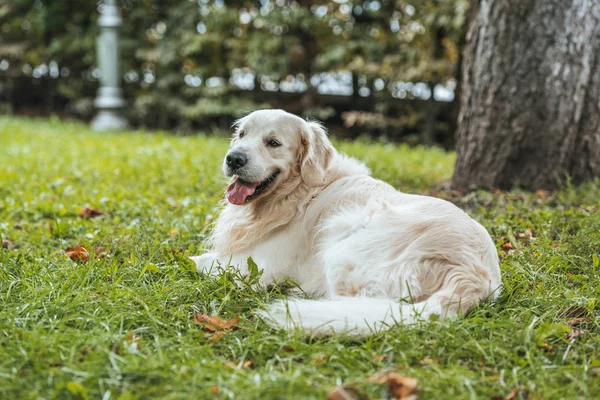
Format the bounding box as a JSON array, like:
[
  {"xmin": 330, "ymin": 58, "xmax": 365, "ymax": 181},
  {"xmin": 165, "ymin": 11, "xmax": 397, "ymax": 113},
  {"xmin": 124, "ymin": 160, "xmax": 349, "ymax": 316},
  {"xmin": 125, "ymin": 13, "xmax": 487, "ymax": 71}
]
[{"xmin": 192, "ymin": 109, "xmax": 502, "ymax": 336}]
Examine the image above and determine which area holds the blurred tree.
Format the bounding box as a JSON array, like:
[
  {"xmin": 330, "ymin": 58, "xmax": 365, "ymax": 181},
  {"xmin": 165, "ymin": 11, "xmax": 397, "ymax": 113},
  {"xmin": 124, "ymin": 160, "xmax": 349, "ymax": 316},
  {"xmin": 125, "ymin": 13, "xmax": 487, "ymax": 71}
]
[
  {"xmin": 452, "ymin": 0, "xmax": 600, "ymax": 190},
  {"xmin": 0, "ymin": 0, "xmax": 97, "ymax": 114}
]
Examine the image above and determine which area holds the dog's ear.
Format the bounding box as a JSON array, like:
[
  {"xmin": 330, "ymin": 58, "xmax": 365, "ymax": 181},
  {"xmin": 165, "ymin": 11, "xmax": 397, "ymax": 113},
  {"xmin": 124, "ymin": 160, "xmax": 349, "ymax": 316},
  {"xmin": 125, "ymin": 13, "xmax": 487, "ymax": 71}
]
[{"xmin": 298, "ymin": 121, "xmax": 335, "ymax": 187}]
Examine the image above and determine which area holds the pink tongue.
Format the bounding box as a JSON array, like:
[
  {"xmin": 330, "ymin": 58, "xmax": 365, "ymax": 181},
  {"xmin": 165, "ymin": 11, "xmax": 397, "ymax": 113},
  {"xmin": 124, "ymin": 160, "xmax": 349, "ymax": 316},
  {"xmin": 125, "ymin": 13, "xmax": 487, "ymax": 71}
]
[{"xmin": 226, "ymin": 179, "xmax": 259, "ymax": 205}]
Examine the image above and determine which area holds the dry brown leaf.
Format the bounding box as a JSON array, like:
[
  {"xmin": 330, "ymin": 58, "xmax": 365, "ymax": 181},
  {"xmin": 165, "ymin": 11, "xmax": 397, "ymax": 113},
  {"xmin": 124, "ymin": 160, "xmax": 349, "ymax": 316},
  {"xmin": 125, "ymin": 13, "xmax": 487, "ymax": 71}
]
[
  {"xmin": 65, "ymin": 246, "xmax": 89, "ymax": 262},
  {"xmin": 79, "ymin": 206, "xmax": 104, "ymax": 219},
  {"xmin": 281, "ymin": 345, "xmax": 295, "ymax": 353},
  {"xmin": 524, "ymin": 228, "xmax": 534, "ymax": 237},
  {"xmin": 386, "ymin": 373, "xmax": 418, "ymax": 399},
  {"xmin": 208, "ymin": 331, "xmax": 229, "ymax": 342},
  {"xmin": 504, "ymin": 388, "xmax": 521, "ymax": 400},
  {"xmin": 2, "ymin": 239, "xmax": 18, "ymax": 250},
  {"xmin": 535, "ymin": 189, "xmax": 548, "ymax": 201},
  {"xmin": 210, "ymin": 385, "xmax": 219, "ymax": 394},
  {"xmin": 567, "ymin": 328, "xmax": 584, "ymax": 341},
  {"xmin": 501, "ymin": 241, "xmax": 515, "ymax": 251},
  {"xmin": 193, "ymin": 314, "xmax": 239, "ymax": 332},
  {"xmin": 94, "ymin": 247, "xmax": 110, "ymax": 259},
  {"xmin": 327, "ymin": 386, "xmax": 361, "ymax": 400}
]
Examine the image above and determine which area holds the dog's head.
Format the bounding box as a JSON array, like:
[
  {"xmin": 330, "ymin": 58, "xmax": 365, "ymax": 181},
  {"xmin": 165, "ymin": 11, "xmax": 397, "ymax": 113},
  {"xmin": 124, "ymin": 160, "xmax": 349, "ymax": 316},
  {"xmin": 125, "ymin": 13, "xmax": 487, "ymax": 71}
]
[{"xmin": 223, "ymin": 109, "xmax": 334, "ymax": 205}]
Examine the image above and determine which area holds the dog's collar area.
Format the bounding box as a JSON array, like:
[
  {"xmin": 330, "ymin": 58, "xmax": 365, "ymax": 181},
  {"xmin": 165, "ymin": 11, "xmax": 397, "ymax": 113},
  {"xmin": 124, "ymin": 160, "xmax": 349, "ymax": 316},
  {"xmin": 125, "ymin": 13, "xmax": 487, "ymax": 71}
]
[{"xmin": 245, "ymin": 169, "xmax": 280, "ymax": 203}]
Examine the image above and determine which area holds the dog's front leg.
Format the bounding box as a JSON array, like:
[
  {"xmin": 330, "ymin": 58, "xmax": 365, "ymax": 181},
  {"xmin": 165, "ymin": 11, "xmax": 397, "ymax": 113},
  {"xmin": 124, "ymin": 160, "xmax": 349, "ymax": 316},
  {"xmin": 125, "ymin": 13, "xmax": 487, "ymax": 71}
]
[
  {"xmin": 191, "ymin": 252, "xmax": 280, "ymax": 290},
  {"xmin": 191, "ymin": 252, "xmax": 250, "ymax": 277}
]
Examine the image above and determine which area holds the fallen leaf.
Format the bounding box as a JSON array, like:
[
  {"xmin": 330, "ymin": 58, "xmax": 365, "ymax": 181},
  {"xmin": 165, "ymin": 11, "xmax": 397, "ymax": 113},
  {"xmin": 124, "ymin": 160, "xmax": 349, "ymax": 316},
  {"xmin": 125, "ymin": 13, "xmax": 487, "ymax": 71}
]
[
  {"xmin": 386, "ymin": 373, "xmax": 418, "ymax": 399},
  {"xmin": 524, "ymin": 228, "xmax": 534, "ymax": 237},
  {"xmin": 193, "ymin": 314, "xmax": 239, "ymax": 332},
  {"xmin": 94, "ymin": 247, "xmax": 109, "ymax": 259},
  {"xmin": 65, "ymin": 246, "xmax": 89, "ymax": 262},
  {"xmin": 13, "ymin": 225, "xmax": 23, "ymax": 230},
  {"xmin": 567, "ymin": 328, "xmax": 584, "ymax": 341},
  {"xmin": 501, "ymin": 241, "xmax": 515, "ymax": 251},
  {"xmin": 210, "ymin": 385, "xmax": 219, "ymax": 394},
  {"xmin": 535, "ymin": 189, "xmax": 548, "ymax": 201},
  {"xmin": 504, "ymin": 388, "xmax": 521, "ymax": 400},
  {"xmin": 327, "ymin": 386, "xmax": 361, "ymax": 400},
  {"xmin": 208, "ymin": 331, "xmax": 229, "ymax": 342},
  {"xmin": 79, "ymin": 206, "xmax": 103, "ymax": 219},
  {"xmin": 2, "ymin": 239, "xmax": 18, "ymax": 250},
  {"xmin": 281, "ymin": 345, "xmax": 295, "ymax": 353}
]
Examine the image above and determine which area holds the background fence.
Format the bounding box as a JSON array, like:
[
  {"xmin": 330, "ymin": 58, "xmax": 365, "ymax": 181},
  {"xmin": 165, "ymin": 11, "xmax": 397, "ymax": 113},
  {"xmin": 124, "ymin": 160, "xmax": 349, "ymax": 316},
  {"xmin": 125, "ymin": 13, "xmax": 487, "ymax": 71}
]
[{"xmin": 0, "ymin": 0, "xmax": 469, "ymax": 146}]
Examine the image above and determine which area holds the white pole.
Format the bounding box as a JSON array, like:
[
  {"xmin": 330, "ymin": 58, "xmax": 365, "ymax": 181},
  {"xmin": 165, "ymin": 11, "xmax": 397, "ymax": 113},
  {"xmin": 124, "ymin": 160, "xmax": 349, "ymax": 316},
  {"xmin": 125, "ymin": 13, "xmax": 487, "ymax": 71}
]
[{"xmin": 91, "ymin": 0, "xmax": 128, "ymax": 131}]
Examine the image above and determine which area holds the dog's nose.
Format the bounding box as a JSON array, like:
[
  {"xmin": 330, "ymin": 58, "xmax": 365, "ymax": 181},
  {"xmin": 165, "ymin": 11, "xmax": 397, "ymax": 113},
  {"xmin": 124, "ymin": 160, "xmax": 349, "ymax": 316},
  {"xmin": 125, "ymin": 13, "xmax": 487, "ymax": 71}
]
[{"xmin": 226, "ymin": 152, "xmax": 248, "ymax": 169}]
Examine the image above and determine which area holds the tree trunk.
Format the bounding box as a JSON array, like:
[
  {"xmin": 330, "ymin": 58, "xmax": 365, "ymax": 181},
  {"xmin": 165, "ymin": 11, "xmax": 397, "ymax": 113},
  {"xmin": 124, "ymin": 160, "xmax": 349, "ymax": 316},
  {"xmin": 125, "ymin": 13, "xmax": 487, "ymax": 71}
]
[
  {"xmin": 452, "ymin": 0, "xmax": 600, "ymax": 191},
  {"xmin": 422, "ymin": 82, "xmax": 438, "ymax": 145}
]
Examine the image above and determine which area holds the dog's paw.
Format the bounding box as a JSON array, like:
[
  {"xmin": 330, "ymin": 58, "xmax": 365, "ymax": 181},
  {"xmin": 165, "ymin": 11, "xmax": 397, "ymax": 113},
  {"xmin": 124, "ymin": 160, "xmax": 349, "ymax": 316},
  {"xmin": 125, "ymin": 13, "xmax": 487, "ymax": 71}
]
[{"xmin": 190, "ymin": 253, "xmax": 219, "ymax": 275}]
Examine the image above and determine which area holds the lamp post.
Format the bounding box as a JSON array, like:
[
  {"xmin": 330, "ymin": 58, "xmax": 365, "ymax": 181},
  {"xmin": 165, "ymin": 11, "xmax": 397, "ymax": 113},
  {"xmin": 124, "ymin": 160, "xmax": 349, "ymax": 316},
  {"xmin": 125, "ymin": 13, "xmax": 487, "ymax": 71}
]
[{"xmin": 91, "ymin": 0, "xmax": 128, "ymax": 131}]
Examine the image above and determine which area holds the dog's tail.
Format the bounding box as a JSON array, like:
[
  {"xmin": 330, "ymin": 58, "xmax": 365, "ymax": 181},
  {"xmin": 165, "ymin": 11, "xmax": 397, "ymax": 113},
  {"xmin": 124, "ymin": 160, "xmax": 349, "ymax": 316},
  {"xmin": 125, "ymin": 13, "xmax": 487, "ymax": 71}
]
[{"xmin": 259, "ymin": 294, "xmax": 456, "ymax": 337}]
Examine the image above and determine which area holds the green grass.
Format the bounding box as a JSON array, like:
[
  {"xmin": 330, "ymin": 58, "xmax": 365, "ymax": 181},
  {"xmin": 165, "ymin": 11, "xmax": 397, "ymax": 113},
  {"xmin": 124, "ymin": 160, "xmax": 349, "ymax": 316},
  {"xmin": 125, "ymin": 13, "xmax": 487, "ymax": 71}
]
[{"xmin": 1, "ymin": 116, "xmax": 599, "ymax": 400}]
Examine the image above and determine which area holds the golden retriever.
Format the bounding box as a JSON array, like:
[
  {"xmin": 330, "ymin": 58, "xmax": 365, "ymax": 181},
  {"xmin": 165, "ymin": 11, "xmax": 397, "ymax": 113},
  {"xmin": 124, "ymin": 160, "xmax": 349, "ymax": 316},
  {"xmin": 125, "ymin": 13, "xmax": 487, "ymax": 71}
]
[{"xmin": 192, "ymin": 109, "xmax": 501, "ymax": 336}]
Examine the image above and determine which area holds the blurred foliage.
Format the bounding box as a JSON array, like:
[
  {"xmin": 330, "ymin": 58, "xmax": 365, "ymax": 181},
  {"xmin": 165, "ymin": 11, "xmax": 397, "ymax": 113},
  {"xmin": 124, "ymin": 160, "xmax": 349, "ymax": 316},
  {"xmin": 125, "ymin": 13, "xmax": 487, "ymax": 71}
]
[{"xmin": 0, "ymin": 0, "xmax": 468, "ymax": 142}]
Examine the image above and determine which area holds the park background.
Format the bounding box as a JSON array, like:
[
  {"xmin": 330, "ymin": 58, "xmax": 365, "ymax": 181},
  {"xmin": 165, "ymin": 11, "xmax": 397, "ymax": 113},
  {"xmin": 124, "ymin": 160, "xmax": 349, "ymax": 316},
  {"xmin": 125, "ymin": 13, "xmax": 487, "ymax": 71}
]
[{"xmin": 1, "ymin": 0, "xmax": 465, "ymax": 146}]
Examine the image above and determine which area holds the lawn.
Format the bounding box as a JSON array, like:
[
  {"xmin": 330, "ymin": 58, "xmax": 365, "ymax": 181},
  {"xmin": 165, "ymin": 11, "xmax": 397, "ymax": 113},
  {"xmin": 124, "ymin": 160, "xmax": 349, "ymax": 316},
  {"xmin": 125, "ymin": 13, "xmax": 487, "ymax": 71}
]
[{"xmin": 1, "ymin": 116, "xmax": 599, "ymax": 400}]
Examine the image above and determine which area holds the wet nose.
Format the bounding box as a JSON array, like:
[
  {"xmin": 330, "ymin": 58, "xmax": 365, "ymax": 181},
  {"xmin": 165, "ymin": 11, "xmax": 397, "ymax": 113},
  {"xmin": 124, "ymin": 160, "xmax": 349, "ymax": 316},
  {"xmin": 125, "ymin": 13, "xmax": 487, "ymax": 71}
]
[{"xmin": 226, "ymin": 152, "xmax": 248, "ymax": 169}]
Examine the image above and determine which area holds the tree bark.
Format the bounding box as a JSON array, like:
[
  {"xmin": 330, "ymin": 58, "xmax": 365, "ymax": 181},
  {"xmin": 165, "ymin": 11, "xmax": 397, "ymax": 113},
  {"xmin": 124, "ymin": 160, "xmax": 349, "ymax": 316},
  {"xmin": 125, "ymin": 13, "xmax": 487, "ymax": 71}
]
[{"xmin": 452, "ymin": 0, "xmax": 600, "ymax": 190}]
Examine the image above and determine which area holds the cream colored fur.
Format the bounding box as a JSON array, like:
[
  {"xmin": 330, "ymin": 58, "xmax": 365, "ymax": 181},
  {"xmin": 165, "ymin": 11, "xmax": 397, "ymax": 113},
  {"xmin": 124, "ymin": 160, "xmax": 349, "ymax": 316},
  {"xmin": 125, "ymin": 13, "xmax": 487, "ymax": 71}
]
[{"xmin": 192, "ymin": 109, "xmax": 502, "ymax": 336}]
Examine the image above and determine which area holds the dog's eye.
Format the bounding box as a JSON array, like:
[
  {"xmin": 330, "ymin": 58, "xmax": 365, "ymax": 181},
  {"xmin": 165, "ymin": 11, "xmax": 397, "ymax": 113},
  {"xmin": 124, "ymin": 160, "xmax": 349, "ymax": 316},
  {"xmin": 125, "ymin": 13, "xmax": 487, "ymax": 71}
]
[
  {"xmin": 267, "ymin": 139, "xmax": 281, "ymax": 148},
  {"xmin": 238, "ymin": 130, "xmax": 245, "ymax": 139}
]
